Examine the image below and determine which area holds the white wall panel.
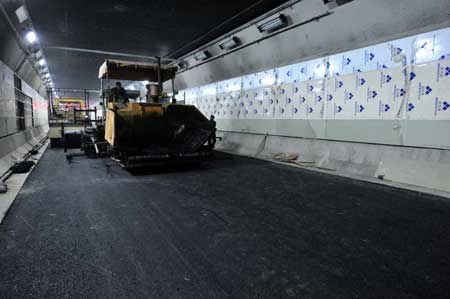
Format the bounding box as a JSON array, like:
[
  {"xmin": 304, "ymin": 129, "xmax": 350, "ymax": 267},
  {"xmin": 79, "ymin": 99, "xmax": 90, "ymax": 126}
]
[{"xmin": 182, "ymin": 26, "xmax": 450, "ymax": 149}]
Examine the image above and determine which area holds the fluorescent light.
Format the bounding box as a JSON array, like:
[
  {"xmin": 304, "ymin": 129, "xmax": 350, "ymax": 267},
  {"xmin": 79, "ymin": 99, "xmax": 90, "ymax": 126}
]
[
  {"xmin": 261, "ymin": 75, "xmax": 276, "ymax": 85},
  {"xmin": 315, "ymin": 65, "xmax": 327, "ymax": 77},
  {"xmin": 25, "ymin": 31, "xmax": 37, "ymax": 43},
  {"xmin": 45, "ymin": 73, "xmax": 50, "ymax": 78},
  {"xmin": 194, "ymin": 51, "xmax": 209, "ymax": 61},
  {"xmin": 33, "ymin": 50, "xmax": 43, "ymax": 60},
  {"xmin": 15, "ymin": 6, "xmax": 28, "ymax": 23},
  {"xmin": 257, "ymin": 14, "xmax": 287, "ymax": 33},
  {"xmin": 203, "ymin": 87, "xmax": 216, "ymax": 96},
  {"xmin": 142, "ymin": 80, "xmax": 150, "ymax": 85},
  {"xmin": 219, "ymin": 37, "xmax": 240, "ymax": 50},
  {"xmin": 228, "ymin": 84, "xmax": 240, "ymax": 92},
  {"xmin": 38, "ymin": 59, "xmax": 46, "ymax": 66}
]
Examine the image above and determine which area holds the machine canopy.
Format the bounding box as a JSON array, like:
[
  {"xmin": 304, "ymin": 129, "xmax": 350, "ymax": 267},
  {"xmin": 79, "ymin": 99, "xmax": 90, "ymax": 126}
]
[{"xmin": 98, "ymin": 59, "xmax": 177, "ymax": 81}]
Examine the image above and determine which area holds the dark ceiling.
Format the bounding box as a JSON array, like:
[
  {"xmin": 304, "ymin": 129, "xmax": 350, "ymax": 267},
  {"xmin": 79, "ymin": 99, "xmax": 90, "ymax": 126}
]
[{"xmin": 24, "ymin": 0, "xmax": 289, "ymax": 90}]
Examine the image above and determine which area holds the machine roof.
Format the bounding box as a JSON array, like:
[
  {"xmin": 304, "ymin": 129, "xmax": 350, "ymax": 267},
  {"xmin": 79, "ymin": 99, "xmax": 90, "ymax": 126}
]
[{"xmin": 98, "ymin": 60, "xmax": 177, "ymax": 82}]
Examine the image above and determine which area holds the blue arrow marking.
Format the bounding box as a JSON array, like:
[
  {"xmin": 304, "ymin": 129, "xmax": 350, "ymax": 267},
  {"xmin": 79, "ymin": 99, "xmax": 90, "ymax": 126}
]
[
  {"xmin": 443, "ymin": 101, "xmax": 449, "ymax": 111},
  {"xmin": 445, "ymin": 66, "xmax": 450, "ymax": 76}
]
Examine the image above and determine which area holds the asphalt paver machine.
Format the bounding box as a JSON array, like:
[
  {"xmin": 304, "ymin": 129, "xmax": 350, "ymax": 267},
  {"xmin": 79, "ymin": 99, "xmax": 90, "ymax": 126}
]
[{"xmin": 98, "ymin": 59, "xmax": 213, "ymax": 168}]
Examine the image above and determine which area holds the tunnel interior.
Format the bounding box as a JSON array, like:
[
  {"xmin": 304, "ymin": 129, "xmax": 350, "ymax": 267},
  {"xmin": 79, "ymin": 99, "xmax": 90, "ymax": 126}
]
[{"xmin": 1, "ymin": 0, "xmax": 450, "ymax": 298}]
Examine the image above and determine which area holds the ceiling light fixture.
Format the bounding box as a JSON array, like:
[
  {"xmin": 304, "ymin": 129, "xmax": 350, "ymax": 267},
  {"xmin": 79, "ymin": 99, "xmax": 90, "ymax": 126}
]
[
  {"xmin": 25, "ymin": 31, "xmax": 37, "ymax": 43},
  {"xmin": 219, "ymin": 37, "xmax": 241, "ymax": 51},
  {"xmin": 257, "ymin": 14, "xmax": 287, "ymax": 33},
  {"xmin": 194, "ymin": 51, "xmax": 210, "ymax": 61},
  {"xmin": 33, "ymin": 50, "xmax": 43, "ymax": 60},
  {"xmin": 38, "ymin": 59, "xmax": 46, "ymax": 66},
  {"xmin": 15, "ymin": 5, "xmax": 28, "ymax": 23}
]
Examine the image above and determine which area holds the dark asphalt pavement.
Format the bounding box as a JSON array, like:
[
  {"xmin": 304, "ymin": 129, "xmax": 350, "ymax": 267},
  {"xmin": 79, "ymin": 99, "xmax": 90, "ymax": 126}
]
[{"xmin": 1, "ymin": 148, "xmax": 450, "ymax": 298}]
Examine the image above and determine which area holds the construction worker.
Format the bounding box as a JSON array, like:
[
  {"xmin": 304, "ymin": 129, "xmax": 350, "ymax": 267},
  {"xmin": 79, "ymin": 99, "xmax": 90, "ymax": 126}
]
[
  {"xmin": 109, "ymin": 82, "xmax": 128, "ymax": 105},
  {"xmin": 208, "ymin": 115, "xmax": 217, "ymax": 148}
]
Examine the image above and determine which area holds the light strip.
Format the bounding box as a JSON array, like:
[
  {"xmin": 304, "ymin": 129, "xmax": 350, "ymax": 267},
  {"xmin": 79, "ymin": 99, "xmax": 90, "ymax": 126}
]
[
  {"xmin": 194, "ymin": 51, "xmax": 210, "ymax": 61},
  {"xmin": 257, "ymin": 14, "xmax": 287, "ymax": 33},
  {"xmin": 219, "ymin": 37, "xmax": 241, "ymax": 50}
]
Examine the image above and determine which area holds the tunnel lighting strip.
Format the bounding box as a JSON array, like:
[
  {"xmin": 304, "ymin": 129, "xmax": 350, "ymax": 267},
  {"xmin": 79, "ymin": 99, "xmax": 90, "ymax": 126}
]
[
  {"xmin": 25, "ymin": 31, "xmax": 37, "ymax": 43},
  {"xmin": 0, "ymin": 2, "xmax": 52, "ymax": 90},
  {"xmin": 219, "ymin": 37, "xmax": 241, "ymax": 50},
  {"xmin": 168, "ymin": 0, "xmax": 303, "ymax": 60},
  {"xmin": 257, "ymin": 14, "xmax": 287, "ymax": 33},
  {"xmin": 193, "ymin": 51, "xmax": 210, "ymax": 61},
  {"xmin": 15, "ymin": 5, "xmax": 28, "ymax": 23},
  {"xmin": 177, "ymin": 11, "xmax": 333, "ymax": 74}
]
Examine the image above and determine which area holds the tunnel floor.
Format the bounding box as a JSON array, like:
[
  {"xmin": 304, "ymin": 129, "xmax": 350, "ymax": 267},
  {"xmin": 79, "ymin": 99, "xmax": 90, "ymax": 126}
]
[{"xmin": 0, "ymin": 148, "xmax": 449, "ymax": 298}]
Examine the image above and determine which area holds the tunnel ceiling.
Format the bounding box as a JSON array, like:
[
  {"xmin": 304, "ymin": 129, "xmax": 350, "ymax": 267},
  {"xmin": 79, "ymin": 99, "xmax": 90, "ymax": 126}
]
[{"xmin": 24, "ymin": 0, "xmax": 289, "ymax": 91}]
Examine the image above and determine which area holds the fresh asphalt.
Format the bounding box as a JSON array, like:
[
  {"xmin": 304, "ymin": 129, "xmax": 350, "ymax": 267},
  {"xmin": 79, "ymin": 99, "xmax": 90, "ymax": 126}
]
[{"xmin": 0, "ymin": 148, "xmax": 449, "ymax": 298}]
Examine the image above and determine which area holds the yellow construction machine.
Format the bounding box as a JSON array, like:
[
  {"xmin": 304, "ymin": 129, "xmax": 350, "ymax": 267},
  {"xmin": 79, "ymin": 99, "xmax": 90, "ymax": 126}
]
[{"xmin": 98, "ymin": 59, "xmax": 213, "ymax": 168}]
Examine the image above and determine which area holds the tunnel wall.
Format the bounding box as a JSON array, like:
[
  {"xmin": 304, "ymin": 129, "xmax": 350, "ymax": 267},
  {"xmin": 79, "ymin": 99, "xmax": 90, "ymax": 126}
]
[
  {"xmin": 176, "ymin": 0, "xmax": 450, "ymax": 193},
  {"xmin": 0, "ymin": 9, "xmax": 49, "ymax": 176}
]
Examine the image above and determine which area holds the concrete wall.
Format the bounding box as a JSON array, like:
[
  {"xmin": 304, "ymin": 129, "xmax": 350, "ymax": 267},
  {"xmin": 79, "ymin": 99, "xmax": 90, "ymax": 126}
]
[
  {"xmin": 175, "ymin": 0, "xmax": 450, "ymax": 193},
  {"xmin": 0, "ymin": 8, "xmax": 49, "ymax": 176},
  {"xmin": 216, "ymin": 131, "xmax": 450, "ymax": 194},
  {"xmin": 175, "ymin": 0, "xmax": 450, "ymax": 89}
]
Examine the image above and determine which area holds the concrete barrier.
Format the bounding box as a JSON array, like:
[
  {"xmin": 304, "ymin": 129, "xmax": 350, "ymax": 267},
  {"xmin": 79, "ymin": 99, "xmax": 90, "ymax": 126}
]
[
  {"xmin": 0, "ymin": 126, "xmax": 48, "ymax": 177},
  {"xmin": 217, "ymin": 131, "xmax": 450, "ymax": 194}
]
